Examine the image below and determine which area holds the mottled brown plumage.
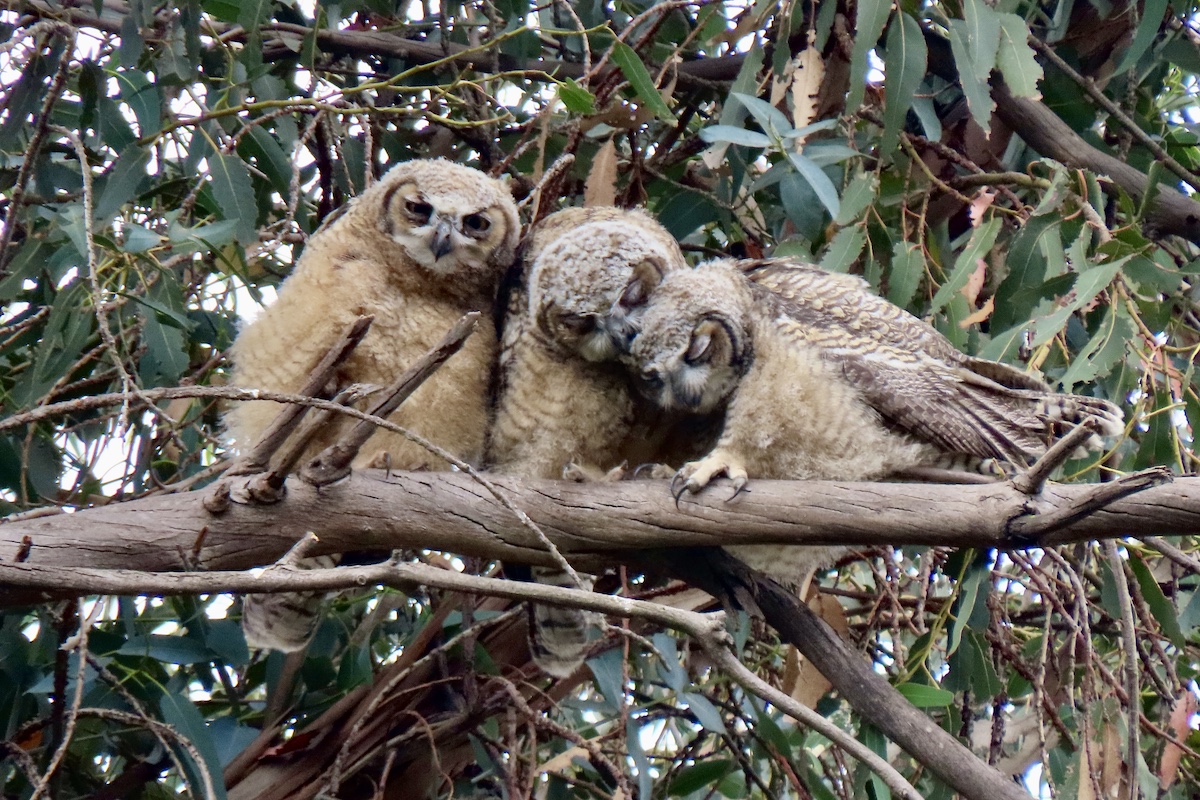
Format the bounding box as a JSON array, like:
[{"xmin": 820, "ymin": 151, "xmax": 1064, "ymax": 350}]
[
  {"xmin": 487, "ymin": 206, "xmax": 691, "ymax": 677},
  {"xmin": 625, "ymin": 257, "xmax": 1124, "ymax": 588}
]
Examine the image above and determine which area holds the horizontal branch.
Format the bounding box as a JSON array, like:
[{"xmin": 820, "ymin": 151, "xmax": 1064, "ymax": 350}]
[{"xmin": 0, "ymin": 469, "xmax": 1191, "ymax": 604}]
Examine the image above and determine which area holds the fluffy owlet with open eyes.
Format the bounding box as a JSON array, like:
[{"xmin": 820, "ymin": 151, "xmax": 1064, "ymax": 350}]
[
  {"xmin": 487, "ymin": 206, "xmax": 695, "ymax": 677},
  {"xmin": 227, "ymin": 158, "xmax": 520, "ymax": 652},
  {"xmin": 625, "ymin": 257, "xmax": 1125, "ymax": 590}
]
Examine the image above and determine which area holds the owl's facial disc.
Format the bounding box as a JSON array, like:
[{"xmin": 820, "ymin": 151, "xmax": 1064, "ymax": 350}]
[
  {"xmin": 633, "ymin": 315, "xmax": 744, "ymax": 413},
  {"xmin": 384, "ymin": 183, "xmax": 502, "ymax": 275}
]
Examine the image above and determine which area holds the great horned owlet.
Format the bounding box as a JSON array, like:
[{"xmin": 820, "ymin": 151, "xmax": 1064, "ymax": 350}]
[
  {"xmin": 227, "ymin": 158, "xmax": 520, "ymax": 652},
  {"xmin": 625, "ymin": 257, "xmax": 1124, "ymax": 589},
  {"xmin": 487, "ymin": 206, "xmax": 690, "ymax": 677}
]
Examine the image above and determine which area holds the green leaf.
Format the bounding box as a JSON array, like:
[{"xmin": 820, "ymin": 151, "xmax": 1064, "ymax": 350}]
[
  {"xmin": 587, "ymin": 647, "xmax": 625, "ymax": 711},
  {"xmin": 847, "ymin": 0, "xmax": 892, "ymax": 110},
  {"xmin": 653, "ymin": 633, "xmax": 686, "ymax": 692},
  {"xmin": 731, "ymin": 91, "xmax": 792, "ymax": 136},
  {"xmin": 94, "ymin": 145, "xmax": 151, "ymax": 221},
  {"xmin": 111, "ymin": 68, "xmax": 161, "ymax": 137},
  {"xmin": 699, "ymin": 125, "xmax": 772, "ymax": 148},
  {"xmin": 836, "ymin": 171, "xmax": 878, "ymax": 226},
  {"xmin": 820, "ymin": 226, "xmax": 867, "ymax": 273},
  {"xmin": 882, "ymin": 12, "xmax": 927, "ymax": 153},
  {"xmin": 996, "ymin": 15, "xmax": 1042, "ymax": 98},
  {"xmin": 1058, "ymin": 304, "xmax": 1134, "ymax": 392},
  {"xmin": 667, "ymin": 759, "xmax": 736, "ymax": 796},
  {"xmin": 1129, "ymin": 553, "xmax": 1184, "ymax": 646},
  {"xmin": 895, "ymin": 682, "xmax": 955, "ymax": 708},
  {"xmin": 947, "ymin": 20, "xmax": 994, "ymax": 135},
  {"xmin": 948, "ymin": 565, "xmax": 988, "ymax": 657},
  {"xmin": 962, "ymin": 0, "xmax": 1000, "ymax": 77},
  {"xmin": 12, "ymin": 282, "xmax": 94, "ymax": 409},
  {"xmin": 910, "ymin": 92, "xmax": 942, "ymax": 140},
  {"xmin": 240, "ymin": 125, "xmax": 293, "ymax": 196},
  {"xmin": 120, "ymin": 224, "xmax": 161, "ymax": 253},
  {"xmin": 609, "ymin": 41, "xmax": 674, "ymax": 122},
  {"xmin": 337, "ymin": 643, "xmax": 373, "ymax": 689},
  {"xmin": 1161, "ymin": 38, "xmax": 1200, "ymax": 74},
  {"xmin": 787, "ymin": 151, "xmax": 840, "ymax": 219},
  {"xmin": 1030, "ymin": 256, "xmax": 1127, "ymax": 348},
  {"xmin": 626, "ymin": 718, "xmax": 653, "ymax": 799},
  {"xmin": 208, "ymin": 152, "xmax": 258, "ymax": 243},
  {"xmin": 682, "ymin": 692, "xmax": 729, "ymax": 734},
  {"xmin": 138, "ymin": 271, "xmax": 192, "ymax": 385},
  {"xmin": 556, "ymin": 78, "xmax": 596, "ymax": 114},
  {"xmin": 120, "ymin": 635, "xmax": 214, "ymax": 664},
  {"xmin": 1116, "ymin": 0, "xmax": 1168, "ymax": 72},
  {"xmin": 159, "ymin": 690, "xmax": 228, "ymax": 800},
  {"xmin": 888, "ymin": 241, "xmax": 924, "ymax": 308},
  {"xmin": 929, "ymin": 217, "xmax": 1001, "ymax": 314}
]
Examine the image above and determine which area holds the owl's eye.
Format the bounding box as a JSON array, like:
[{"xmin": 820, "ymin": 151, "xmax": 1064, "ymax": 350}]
[
  {"xmin": 685, "ymin": 330, "xmax": 713, "ymax": 365},
  {"xmin": 405, "ymin": 200, "xmax": 433, "ymax": 222},
  {"xmin": 559, "ymin": 312, "xmax": 596, "ymax": 335},
  {"xmin": 463, "ymin": 213, "xmax": 491, "ymax": 234},
  {"xmin": 640, "ymin": 366, "xmax": 664, "ymax": 391}
]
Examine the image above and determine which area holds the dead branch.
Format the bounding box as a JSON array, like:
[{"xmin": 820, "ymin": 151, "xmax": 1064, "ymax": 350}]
[
  {"xmin": 227, "ymin": 315, "xmax": 374, "ymax": 477},
  {"xmin": 299, "ymin": 312, "xmax": 481, "ymax": 486}
]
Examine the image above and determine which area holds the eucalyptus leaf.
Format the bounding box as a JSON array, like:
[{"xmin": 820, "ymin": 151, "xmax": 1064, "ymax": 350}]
[
  {"xmin": 787, "ymin": 151, "xmax": 840, "ymax": 219},
  {"xmin": 882, "ymin": 12, "xmax": 927, "ymax": 153}
]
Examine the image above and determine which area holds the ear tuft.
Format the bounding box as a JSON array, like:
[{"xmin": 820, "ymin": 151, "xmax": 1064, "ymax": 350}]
[{"xmin": 618, "ymin": 256, "xmax": 667, "ymax": 311}]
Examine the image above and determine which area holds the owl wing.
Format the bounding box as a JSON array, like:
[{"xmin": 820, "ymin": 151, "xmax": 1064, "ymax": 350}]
[{"xmin": 745, "ymin": 261, "xmax": 1053, "ymax": 463}]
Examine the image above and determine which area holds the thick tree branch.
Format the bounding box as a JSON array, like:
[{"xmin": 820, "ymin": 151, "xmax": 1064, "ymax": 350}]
[{"xmin": 0, "ymin": 470, "xmax": 1194, "ymax": 605}]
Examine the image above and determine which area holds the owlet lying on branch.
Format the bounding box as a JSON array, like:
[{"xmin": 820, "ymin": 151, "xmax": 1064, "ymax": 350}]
[
  {"xmin": 622, "ymin": 257, "xmax": 1125, "ymax": 590},
  {"xmin": 227, "ymin": 158, "xmax": 519, "ymax": 652}
]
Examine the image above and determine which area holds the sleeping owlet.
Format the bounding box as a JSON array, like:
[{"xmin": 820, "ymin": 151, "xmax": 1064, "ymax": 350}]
[
  {"xmin": 624, "ymin": 257, "xmax": 1124, "ymax": 590},
  {"xmin": 227, "ymin": 157, "xmax": 519, "ymax": 652},
  {"xmin": 487, "ymin": 206, "xmax": 693, "ymax": 677}
]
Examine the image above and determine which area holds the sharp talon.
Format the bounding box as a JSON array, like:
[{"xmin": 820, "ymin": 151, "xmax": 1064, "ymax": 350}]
[
  {"xmin": 634, "ymin": 462, "xmax": 655, "ymax": 479},
  {"xmin": 727, "ymin": 481, "xmax": 749, "ymax": 502},
  {"xmin": 671, "ymin": 475, "xmax": 688, "ymax": 507}
]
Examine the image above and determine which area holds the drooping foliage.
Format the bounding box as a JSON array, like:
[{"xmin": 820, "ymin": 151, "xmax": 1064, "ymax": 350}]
[{"xmin": 1, "ymin": 0, "xmax": 1198, "ymax": 797}]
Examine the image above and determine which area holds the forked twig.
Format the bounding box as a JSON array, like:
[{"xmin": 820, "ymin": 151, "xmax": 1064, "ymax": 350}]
[
  {"xmin": 247, "ymin": 383, "xmax": 381, "ymax": 503},
  {"xmin": 1008, "ymin": 467, "xmax": 1173, "ymax": 541}
]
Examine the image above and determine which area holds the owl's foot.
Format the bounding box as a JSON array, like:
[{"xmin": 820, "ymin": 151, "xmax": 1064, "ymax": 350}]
[
  {"xmin": 364, "ymin": 449, "xmax": 392, "ymax": 472},
  {"xmin": 562, "ymin": 461, "xmax": 627, "ymax": 482},
  {"xmin": 671, "ymin": 450, "xmax": 749, "ymax": 504},
  {"xmin": 634, "ymin": 462, "xmax": 677, "ymax": 480}
]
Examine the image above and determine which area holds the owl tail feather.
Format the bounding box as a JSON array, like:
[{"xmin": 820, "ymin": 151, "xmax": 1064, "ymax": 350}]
[
  {"xmin": 528, "ymin": 566, "xmax": 597, "ymax": 678},
  {"xmin": 242, "ymin": 554, "xmax": 341, "ymax": 652}
]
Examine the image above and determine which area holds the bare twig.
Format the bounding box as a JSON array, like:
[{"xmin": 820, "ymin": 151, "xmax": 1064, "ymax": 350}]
[
  {"xmin": 227, "ymin": 315, "xmax": 375, "ymax": 476},
  {"xmin": 1103, "ymin": 540, "xmax": 1140, "ymax": 800},
  {"xmin": 1012, "ymin": 420, "xmax": 1100, "ymax": 495},
  {"xmin": 300, "ymin": 312, "xmax": 481, "ymax": 486}
]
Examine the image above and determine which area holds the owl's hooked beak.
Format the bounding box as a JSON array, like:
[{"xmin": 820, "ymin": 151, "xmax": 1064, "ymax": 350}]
[{"xmin": 431, "ymin": 218, "xmax": 455, "ymax": 259}]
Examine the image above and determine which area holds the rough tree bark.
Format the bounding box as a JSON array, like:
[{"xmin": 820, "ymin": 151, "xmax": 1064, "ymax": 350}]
[{"xmin": 0, "ymin": 468, "xmax": 1189, "ymax": 605}]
